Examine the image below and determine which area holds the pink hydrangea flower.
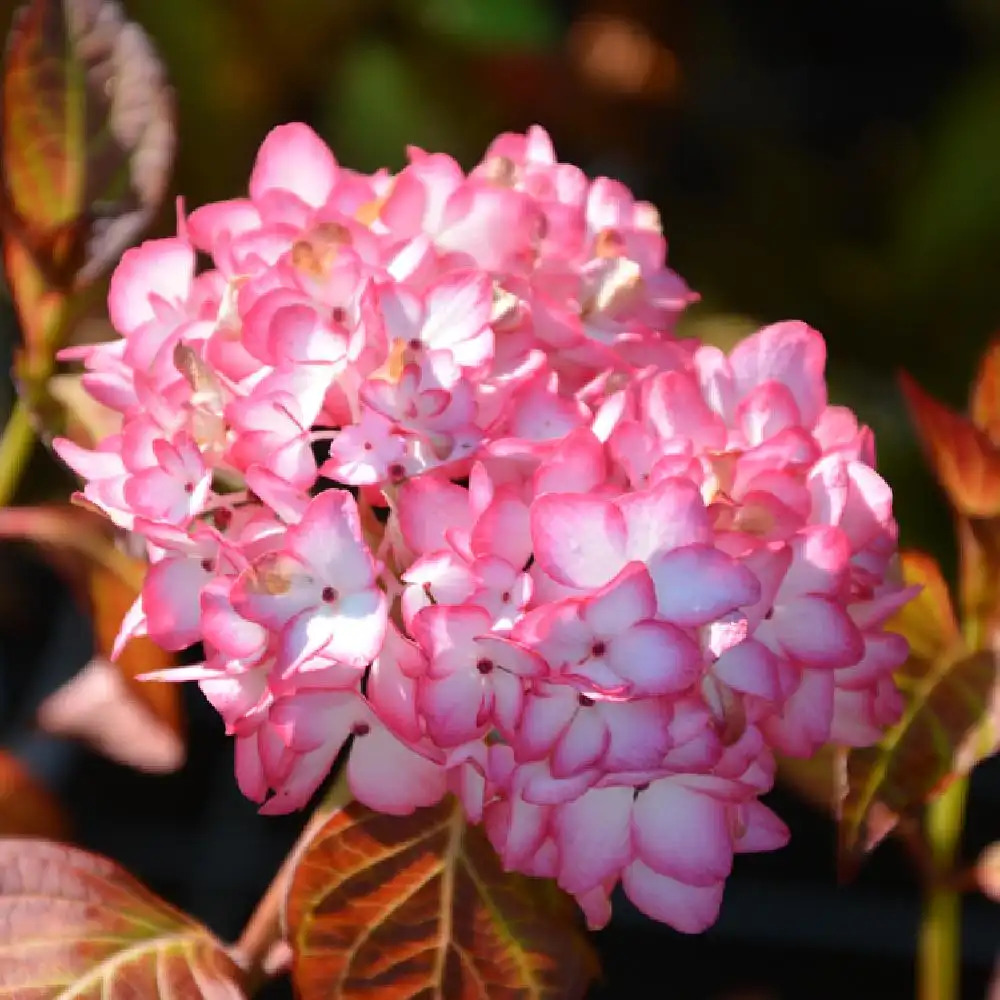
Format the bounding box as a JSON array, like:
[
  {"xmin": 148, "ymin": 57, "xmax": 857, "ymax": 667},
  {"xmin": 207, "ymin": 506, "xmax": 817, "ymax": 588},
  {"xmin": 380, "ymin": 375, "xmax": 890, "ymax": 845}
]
[{"xmin": 57, "ymin": 122, "xmax": 912, "ymax": 935}]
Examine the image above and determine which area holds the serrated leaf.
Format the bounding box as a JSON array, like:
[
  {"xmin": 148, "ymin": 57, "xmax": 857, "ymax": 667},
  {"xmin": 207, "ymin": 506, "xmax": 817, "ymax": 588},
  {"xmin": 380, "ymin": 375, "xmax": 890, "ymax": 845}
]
[
  {"xmin": 838, "ymin": 552, "xmax": 1000, "ymax": 874},
  {"xmin": 1, "ymin": 0, "xmax": 175, "ymax": 291},
  {"xmin": 285, "ymin": 796, "xmax": 599, "ymax": 1000},
  {"xmin": 899, "ymin": 370, "xmax": 1000, "ymax": 516},
  {"xmin": 0, "ymin": 839, "xmax": 246, "ymax": 998},
  {"xmin": 0, "ymin": 751, "xmax": 68, "ymax": 840}
]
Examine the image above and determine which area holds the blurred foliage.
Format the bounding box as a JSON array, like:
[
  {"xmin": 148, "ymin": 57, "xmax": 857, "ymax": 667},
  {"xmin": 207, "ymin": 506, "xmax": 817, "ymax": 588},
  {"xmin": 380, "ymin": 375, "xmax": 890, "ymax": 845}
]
[{"xmin": 0, "ymin": 749, "xmax": 68, "ymax": 838}]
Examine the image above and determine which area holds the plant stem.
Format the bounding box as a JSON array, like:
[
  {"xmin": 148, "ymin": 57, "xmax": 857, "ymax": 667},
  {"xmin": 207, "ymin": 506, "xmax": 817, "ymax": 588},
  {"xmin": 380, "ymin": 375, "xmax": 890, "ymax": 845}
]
[
  {"xmin": 918, "ymin": 775, "xmax": 969, "ymax": 1000},
  {"xmin": 230, "ymin": 779, "xmax": 349, "ymax": 994},
  {"xmin": 0, "ymin": 399, "xmax": 36, "ymax": 507}
]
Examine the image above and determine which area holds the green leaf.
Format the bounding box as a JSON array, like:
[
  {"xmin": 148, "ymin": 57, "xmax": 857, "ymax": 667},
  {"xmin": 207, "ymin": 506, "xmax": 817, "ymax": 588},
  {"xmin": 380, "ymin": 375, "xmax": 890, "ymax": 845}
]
[
  {"xmin": 285, "ymin": 796, "xmax": 599, "ymax": 999},
  {"xmin": 894, "ymin": 71, "xmax": 1000, "ymax": 284},
  {"xmin": 410, "ymin": 0, "xmax": 559, "ymax": 51},
  {"xmin": 325, "ymin": 38, "xmax": 471, "ymax": 174},
  {"xmin": 0, "ymin": 839, "xmax": 246, "ymax": 997}
]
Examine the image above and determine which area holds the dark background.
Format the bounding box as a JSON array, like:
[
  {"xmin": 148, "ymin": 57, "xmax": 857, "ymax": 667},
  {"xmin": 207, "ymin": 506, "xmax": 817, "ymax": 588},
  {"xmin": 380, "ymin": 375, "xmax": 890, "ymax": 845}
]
[{"xmin": 1, "ymin": 0, "xmax": 999, "ymax": 996}]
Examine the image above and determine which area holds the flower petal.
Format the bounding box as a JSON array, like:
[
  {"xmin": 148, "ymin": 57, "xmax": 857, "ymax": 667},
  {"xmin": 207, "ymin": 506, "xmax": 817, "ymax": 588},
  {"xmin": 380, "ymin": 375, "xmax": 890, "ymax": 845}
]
[
  {"xmin": 775, "ymin": 596, "xmax": 865, "ymax": 668},
  {"xmin": 619, "ymin": 478, "xmax": 712, "ymax": 561},
  {"xmin": 553, "ymin": 786, "xmax": 632, "ymax": 894},
  {"xmin": 551, "ymin": 708, "xmax": 609, "ymax": 777},
  {"xmin": 108, "ymin": 238, "xmax": 194, "ymax": 335},
  {"xmin": 735, "ymin": 801, "xmax": 790, "ymax": 853},
  {"xmin": 348, "ymin": 726, "xmax": 447, "ymax": 815},
  {"xmin": 632, "ymin": 780, "xmax": 734, "ymax": 885},
  {"xmin": 250, "ymin": 123, "xmax": 338, "ymax": 208},
  {"xmin": 583, "ymin": 562, "xmax": 657, "ymax": 636},
  {"xmin": 398, "ymin": 476, "xmax": 473, "ymax": 555},
  {"xmin": 649, "ymin": 546, "xmax": 761, "ymax": 626},
  {"xmin": 606, "ymin": 621, "xmax": 702, "ymax": 695},
  {"xmin": 622, "ymin": 861, "xmax": 724, "ymax": 933},
  {"xmin": 530, "ymin": 493, "xmax": 627, "ymax": 589},
  {"xmin": 419, "ymin": 670, "xmax": 484, "ymax": 746},
  {"xmin": 289, "ymin": 489, "xmax": 376, "ymax": 592},
  {"xmin": 713, "ymin": 639, "xmax": 782, "ymax": 700}
]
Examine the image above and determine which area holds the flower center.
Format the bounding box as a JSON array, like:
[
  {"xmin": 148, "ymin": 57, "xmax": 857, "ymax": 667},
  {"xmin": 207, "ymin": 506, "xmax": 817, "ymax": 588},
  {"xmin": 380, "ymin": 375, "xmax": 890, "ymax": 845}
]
[{"xmin": 212, "ymin": 508, "xmax": 233, "ymax": 531}]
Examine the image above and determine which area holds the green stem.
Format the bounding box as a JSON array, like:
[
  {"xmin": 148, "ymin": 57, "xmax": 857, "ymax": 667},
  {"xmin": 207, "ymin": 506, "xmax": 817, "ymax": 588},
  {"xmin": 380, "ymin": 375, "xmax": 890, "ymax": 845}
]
[
  {"xmin": 918, "ymin": 775, "xmax": 969, "ymax": 1000},
  {"xmin": 0, "ymin": 399, "xmax": 36, "ymax": 507}
]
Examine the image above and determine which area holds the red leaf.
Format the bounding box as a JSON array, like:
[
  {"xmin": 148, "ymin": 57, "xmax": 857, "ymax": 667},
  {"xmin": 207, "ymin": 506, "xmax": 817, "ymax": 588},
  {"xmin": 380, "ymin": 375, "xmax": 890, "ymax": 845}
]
[
  {"xmin": 899, "ymin": 371, "xmax": 1000, "ymax": 516},
  {"xmin": 1, "ymin": 0, "xmax": 176, "ymax": 287},
  {"xmin": 90, "ymin": 559, "xmax": 182, "ymax": 739},
  {"xmin": 889, "ymin": 548, "xmax": 959, "ymax": 662},
  {"xmin": 0, "ymin": 751, "xmax": 68, "ymax": 840},
  {"xmin": 286, "ymin": 796, "xmax": 599, "ymax": 999},
  {"xmin": 838, "ymin": 555, "xmax": 1000, "ymax": 875},
  {"xmin": 0, "ymin": 0, "xmax": 175, "ymax": 385},
  {"xmin": 958, "ymin": 516, "xmax": 1000, "ymax": 650},
  {"xmin": 0, "ymin": 839, "xmax": 246, "ymax": 998},
  {"xmin": 971, "ymin": 339, "xmax": 1000, "ymax": 446},
  {"xmin": 0, "ymin": 505, "xmax": 184, "ymax": 770},
  {"xmin": 839, "ymin": 647, "xmax": 998, "ymax": 872}
]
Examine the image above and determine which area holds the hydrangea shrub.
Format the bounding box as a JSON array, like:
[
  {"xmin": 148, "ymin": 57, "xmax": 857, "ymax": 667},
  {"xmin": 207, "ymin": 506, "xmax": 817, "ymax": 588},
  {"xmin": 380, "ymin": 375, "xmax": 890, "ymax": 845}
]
[{"xmin": 55, "ymin": 123, "xmax": 911, "ymax": 934}]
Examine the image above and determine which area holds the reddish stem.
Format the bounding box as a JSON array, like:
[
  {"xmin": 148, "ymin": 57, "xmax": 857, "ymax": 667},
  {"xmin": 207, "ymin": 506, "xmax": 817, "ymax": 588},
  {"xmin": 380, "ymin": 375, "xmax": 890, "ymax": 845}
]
[{"xmin": 229, "ymin": 785, "xmax": 345, "ymax": 993}]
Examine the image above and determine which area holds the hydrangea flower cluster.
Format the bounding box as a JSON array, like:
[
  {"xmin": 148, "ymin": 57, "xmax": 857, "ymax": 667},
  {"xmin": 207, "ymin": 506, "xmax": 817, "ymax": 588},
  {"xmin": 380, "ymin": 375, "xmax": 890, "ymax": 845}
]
[{"xmin": 55, "ymin": 124, "xmax": 912, "ymax": 933}]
